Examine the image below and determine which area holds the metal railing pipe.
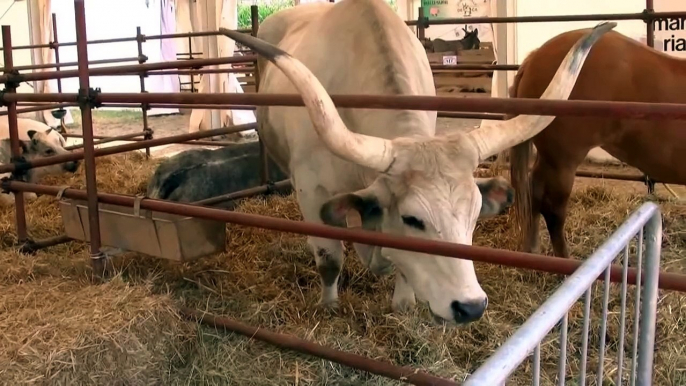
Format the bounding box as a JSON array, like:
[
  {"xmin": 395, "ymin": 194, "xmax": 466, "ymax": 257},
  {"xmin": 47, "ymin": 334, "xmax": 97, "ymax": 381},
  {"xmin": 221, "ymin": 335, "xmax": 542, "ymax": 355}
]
[
  {"xmin": 0, "ymin": 55, "xmax": 257, "ymax": 84},
  {"xmin": 2, "ymin": 26, "xmax": 28, "ymax": 243},
  {"xmin": 178, "ymin": 307, "xmax": 458, "ymax": 386},
  {"xmin": 6, "ymin": 92, "xmax": 686, "ymax": 121},
  {"xmin": 0, "ymin": 123, "xmax": 257, "ymax": 174},
  {"xmin": 3, "ymin": 180, "xmax": 685, "ymax": 293},
  {"xmin": 74, "ymin": 0, "xmax": 105, "ymax": 273},
  {"xmin": 404, "ymin": 10, "xmax": 686, "ymax": 26}
]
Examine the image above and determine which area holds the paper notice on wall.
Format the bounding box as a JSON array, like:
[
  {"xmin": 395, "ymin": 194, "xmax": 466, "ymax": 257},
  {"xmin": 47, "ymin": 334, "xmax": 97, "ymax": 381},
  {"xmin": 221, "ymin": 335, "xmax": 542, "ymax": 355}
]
[{"xmin": 420, "ymin": 0, "xmax": 493, "ymax": 42}]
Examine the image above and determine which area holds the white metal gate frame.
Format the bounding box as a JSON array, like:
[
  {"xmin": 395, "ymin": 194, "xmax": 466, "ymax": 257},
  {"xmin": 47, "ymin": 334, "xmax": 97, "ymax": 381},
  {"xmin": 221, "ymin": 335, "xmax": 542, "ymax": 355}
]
[{"xmin": 465, "ymin": 201, "xmax": 663, "ymax": 386}]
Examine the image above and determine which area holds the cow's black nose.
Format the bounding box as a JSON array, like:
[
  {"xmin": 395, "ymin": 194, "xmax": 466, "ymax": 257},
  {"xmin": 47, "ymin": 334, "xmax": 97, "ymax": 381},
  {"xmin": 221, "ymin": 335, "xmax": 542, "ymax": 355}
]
[
  {"xmin": 64, "ymin": 161, "xmax": 79, "ymax": 173},
  {"xmin": 451, "ymin": 298, "xmax": 487, "ymax": 324}
]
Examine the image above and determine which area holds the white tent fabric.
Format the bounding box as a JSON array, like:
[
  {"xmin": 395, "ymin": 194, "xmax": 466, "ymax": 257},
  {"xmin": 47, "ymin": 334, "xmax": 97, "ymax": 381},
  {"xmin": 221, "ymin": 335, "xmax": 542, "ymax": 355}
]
[
  {"xmin": 26, "ymin": 0, "xmax": 75, "ymax": 126},
  {"xmin": 176, "ymin": 0, "xmax": 256, "ymax": 136},
  {"xmin": 50, "ymin": 0, "xmax": 180, "ymax": 116},
  {"xmin": 160, "ymin": 0, "xmax": 180, "ymax": 97},
  {"xmin": 143, "ymin": 0, "xmax": 179, "ymax": 116}
]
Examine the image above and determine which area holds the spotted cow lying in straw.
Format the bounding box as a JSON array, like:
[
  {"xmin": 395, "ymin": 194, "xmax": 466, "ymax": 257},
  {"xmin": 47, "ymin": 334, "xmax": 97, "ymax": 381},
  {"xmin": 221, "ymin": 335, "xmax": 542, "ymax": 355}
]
[
  {"xmin": 146, "ymin": 140, "xmax": 288, "ymax": 207},
  {"xmin": 0, "ymin": 118, "xmax": 80, "ymax": 206}
]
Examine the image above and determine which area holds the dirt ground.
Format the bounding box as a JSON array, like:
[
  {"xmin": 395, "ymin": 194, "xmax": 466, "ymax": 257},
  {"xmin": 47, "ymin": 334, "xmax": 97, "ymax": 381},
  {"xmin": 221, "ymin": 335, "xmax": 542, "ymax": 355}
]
[{"xmin": 0, "ymin": 109, "xmax": 684, "ymax": 385}]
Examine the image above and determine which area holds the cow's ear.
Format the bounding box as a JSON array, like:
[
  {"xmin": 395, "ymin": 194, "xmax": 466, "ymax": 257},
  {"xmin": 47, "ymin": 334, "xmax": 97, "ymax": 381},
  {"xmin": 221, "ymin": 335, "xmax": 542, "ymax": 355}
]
[
  {"xmin": 476, "ymin": 177, "xmax": 514, "ymax": 218},
  {"xmin": 320, "ymin": 178, "xmax": 392, "ymax": 229}
]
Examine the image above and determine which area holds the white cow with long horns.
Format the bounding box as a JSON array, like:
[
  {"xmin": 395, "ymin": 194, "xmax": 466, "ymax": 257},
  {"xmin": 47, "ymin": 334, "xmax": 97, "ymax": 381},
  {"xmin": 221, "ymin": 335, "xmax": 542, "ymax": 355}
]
[{"xmin": 221, "ymin": 0, "xmax": 615, "ymax": 325}]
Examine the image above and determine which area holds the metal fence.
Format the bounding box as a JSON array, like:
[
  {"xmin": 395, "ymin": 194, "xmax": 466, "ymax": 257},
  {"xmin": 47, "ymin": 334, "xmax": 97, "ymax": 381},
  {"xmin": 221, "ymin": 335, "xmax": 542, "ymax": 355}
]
[
  {"xmin": 465, "ymin": 202, "xmax": 662, "ymax": 385},
  {"xmin": 0, "ymin": 1, "xmax": 682, "ymax": 385}
]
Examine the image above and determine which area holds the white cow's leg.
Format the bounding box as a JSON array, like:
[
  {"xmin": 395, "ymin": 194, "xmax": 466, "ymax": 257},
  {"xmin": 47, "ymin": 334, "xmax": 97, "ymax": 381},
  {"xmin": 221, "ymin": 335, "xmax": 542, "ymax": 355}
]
[
  {"xmin": 293, "ymin": 178, "xmax": 346, "ymax": 307},
  {"xmin": 391, "ymin": 272, "xmax": 416, "ymax": 312},
  {"xmin": 310, "ymin": 235, "xmax": 345, "ymax": 307}
]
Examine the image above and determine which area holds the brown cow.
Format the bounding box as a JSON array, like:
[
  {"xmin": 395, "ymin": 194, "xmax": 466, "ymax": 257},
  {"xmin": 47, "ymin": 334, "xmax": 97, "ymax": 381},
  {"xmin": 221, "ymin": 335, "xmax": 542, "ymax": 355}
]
[{"xmin": 508, "ymin": 26, "xmax": 686, "ymax": 258}]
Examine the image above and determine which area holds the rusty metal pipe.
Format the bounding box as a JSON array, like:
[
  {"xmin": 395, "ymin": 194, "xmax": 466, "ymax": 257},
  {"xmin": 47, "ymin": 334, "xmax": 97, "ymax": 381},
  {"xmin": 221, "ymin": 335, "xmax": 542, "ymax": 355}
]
[
  {"xmin": 2, "ymin": 26, "xmax": 28, "ymax": 243},
  {"xmin": 0, "ymin": 56, "xmax": 142, "ymax": 73},
  {"xmin": 479, "ymin": 160, "xmax": 650, "ymax": 182},
  {"xmin": 64, "ymin": 131, "xmax": 146, "ymax": 150},
  {"xmin": 431, "ymin": 64, "xmax": 519, "ymax": 71},
  {"xmin": 74, "ymin": 0, "xmax": 105, "ymax": 273},
  {"xmin": 178, "ymin": 307, "xmax": 458, "ymax": 386},
  {"xmin": 193, "ymin": 179, "xmax": 293, "ymax": 206},
  {"xmin": 646, "ymin": 0, "xmax": 655, "ymax": 48},
  {"xmin": 438, "ymin": 111, "xmax": 506, "ymax": 120},
  {"xmin": 182, "ymin": 140, "xmax": 239, "ymax": 147},
  {"xmin": 0, "ymin": 55, "xmax": 257, "ymax": 84},
  {"xmin": 135, "ymin": 26, "xmax": 151, "ymax": 159},
  {"xmin": 98, "ymin": 102, "xmax": 256, "ymax": 110},
  {"xmin": 0, "ymin": 42, "xmax": 53, "ymax": 51},
  {"xmin": 417, "ymin": 7, "xmax": 426, "ymax": 41},
  {"xmin": 62, "ymin": 132, "xmax": 131, "ymax": 140},
  {"xmin": 0, "ymin": 123, "xmax": 257, "ymax": 174},
  {"xmin": 575, "ymin": 170, "xmax": 647, "ymax": 182},
  {"xmin": 146, "ymin": 68, "xmax": 255, "ymax": 76},
  {"xmin": 8, "ymin": 91, "xmax": 686, "ymax": 121},
  {"xmin": 4, "ymin": 180, "xmax": 685, "ymax": 293},
  {"xmin": 55, "ymin": 35, "xmax": 141, "ymax": 48},
  {"xmin": 61, "ymin": 133, "xmax": 240, "ymax": 147},
  {"xmin": 52, "ymin": 13, "xmax": 63, "ymax": 96},
  {"xmin": 250, "ymin": 5, "xmax": 269, "ymax": 186},
  {"xmin": 0, "ymin": 29, "xmax": 253, "ymax": 52},
  {"xmin": 0, "ymin": 102, "xmax": 76, "ymax": 117},
  {"xmin": 404, "ymin": 10, "xmax": 686, "ymax": 26},
  {"xmin": 144, "ymin": 29, "xmax": 252, "ymax": 41},
  {"xmin": 65, "ymin": 136, "xmax": 226, "ymax": 149}
]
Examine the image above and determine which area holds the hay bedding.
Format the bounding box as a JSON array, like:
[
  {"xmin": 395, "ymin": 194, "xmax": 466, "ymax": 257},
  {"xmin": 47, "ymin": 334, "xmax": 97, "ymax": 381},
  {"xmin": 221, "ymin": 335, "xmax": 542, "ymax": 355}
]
[{"xmin": 0, "ymin": 152, "xmax": 683, "ymax": 385}]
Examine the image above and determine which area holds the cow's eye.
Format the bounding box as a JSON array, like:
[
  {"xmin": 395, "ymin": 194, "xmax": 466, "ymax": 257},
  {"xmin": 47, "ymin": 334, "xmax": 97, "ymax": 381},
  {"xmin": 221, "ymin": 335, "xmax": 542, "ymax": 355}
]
[{"xmin": 401, "ymin": 215, "xmax": 425, "ymax": 231}]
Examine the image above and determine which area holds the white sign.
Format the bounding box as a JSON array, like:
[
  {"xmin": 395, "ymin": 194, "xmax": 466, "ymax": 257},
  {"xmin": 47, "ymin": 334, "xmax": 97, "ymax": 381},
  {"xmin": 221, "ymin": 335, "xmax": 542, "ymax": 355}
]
[
  {"xmin": 442, "ymin": 55, "xmax": 457, "ymax": 65},
  {"xmin": 653, "ymin": 0, "xmax": 686, "ymax": 58}
]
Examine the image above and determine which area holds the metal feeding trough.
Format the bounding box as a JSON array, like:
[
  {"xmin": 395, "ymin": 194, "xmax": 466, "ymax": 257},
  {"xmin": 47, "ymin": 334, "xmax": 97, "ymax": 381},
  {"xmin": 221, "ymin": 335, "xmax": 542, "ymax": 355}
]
[
  {"xmin": 50, "ymin": 108, "xmax": 68, "ymax": 134},
  {"xmin": 51, "ymin": 108, "xmax": 67, "ymax": 120},
  {"xmin": 59, "ymin": 197, "xmax": 227, "ymax": 261}
]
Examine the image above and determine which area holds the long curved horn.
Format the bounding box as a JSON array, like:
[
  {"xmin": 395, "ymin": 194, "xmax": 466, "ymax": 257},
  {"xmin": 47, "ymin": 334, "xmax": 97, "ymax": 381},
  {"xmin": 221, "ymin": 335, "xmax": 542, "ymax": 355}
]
[
  {"xmin": 466, "ymin": 21, "xmax": 617, "ymax": 161},
  {"xmin": 219, "ymin": 28, "xmax": 396, "ymax": 173}
]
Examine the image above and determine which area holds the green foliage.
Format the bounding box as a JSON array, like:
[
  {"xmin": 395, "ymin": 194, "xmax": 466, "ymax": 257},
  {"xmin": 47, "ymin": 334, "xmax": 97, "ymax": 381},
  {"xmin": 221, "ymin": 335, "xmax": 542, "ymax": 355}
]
[
  {"xmin": 237, "ymin": 0, "xmax": 398, "ymax": 30},
  {"xmin": 237, "ymin": 0, "xmax": 295, "ymax": 29}
]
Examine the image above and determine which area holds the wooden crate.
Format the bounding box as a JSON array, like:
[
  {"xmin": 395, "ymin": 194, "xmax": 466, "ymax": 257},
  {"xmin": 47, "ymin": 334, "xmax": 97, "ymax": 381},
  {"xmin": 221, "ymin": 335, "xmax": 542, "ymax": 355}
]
[
  {"xmin": 237, "ymin": 73, "xmax": 257, "ymax": 93},
  {"xmin": 233, "ymin": 42, "xmax": 496, "ymax": 98},
  {"xmin": 429, "ymin": 42, "xmax": 495, "ymax": 98}
]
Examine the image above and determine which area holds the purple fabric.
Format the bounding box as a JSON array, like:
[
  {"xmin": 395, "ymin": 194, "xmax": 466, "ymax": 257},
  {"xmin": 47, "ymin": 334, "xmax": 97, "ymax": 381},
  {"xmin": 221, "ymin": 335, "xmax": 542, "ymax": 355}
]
[{"xmin": 160, "ymin": 0, "xmax": 180, "ymax": 93}]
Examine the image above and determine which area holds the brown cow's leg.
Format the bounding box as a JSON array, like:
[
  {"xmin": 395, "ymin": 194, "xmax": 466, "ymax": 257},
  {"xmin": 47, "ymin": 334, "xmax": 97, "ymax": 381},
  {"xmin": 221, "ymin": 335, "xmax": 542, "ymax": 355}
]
[
  {"xmin": 524, "ymin": 159, "xmax": 545, "ymax": 254},
  {"xmin": 536, "ymin": 155, "xmax": 581, "ymax": 258}
]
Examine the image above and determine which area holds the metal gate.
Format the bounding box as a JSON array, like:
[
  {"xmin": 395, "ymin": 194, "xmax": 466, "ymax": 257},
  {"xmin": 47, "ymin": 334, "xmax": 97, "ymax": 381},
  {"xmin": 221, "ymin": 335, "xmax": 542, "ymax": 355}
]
[{"xmin": 465, "ymin": 202, "xmax": 662, "ymax": 386}]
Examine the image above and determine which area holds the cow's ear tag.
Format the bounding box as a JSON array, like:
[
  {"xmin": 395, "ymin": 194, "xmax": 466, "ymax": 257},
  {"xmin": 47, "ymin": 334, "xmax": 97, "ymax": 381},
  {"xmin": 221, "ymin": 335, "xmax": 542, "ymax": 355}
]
[{"xmin": 345, "ymin": 210, "xmax": 362, "ymax": 228}]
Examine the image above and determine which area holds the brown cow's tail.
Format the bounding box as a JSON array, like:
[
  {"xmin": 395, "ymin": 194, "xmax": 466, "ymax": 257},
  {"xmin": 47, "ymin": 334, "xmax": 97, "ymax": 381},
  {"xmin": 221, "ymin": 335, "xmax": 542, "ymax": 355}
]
[{"xmin": 508, "ymin": 51, "xmax": 536, "ymax": 252}]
